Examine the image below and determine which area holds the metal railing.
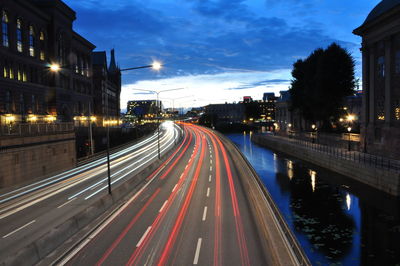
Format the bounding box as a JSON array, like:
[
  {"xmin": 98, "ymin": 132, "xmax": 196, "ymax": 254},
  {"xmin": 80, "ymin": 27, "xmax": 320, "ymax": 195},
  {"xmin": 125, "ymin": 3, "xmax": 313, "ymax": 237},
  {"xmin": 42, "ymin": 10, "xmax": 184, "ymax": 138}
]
[
  {"xmin": 265, "ymin": 133, "xmax": 400, "ymax": 173},
  {"xmin": 0, "ymin": 123, "xmax": 74, "ymax": 136}
]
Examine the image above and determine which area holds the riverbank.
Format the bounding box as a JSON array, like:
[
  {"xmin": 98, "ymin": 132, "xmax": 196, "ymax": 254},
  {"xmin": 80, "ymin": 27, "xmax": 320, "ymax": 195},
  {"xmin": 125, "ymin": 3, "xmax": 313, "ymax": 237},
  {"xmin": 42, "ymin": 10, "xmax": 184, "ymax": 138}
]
[{"xmin": 251, "ymin": 133, "xmax": 400, "ymax": 196}]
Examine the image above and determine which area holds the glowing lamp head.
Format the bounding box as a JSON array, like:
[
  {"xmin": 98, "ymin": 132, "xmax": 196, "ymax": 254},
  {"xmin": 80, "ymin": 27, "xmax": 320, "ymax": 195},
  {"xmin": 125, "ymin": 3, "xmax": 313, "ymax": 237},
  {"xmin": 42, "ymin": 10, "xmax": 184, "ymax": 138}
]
[
  {"xmin": 311, "ymin": 124, "xmax": 316, "ymax": 130},
  {"xmin": 347, "ymin": 127, "xmax": 352, "ymax": 132},
  {"xmin": 152, "ymin": 61, "xmax": 162, "ymax": 71},
  {"xmin": 347, "ymin": 114, "xmax": 355, "ymax": 122},
  {"xmin": 50, "ymin": 64, "xmax": 60, "ymax": 72}
]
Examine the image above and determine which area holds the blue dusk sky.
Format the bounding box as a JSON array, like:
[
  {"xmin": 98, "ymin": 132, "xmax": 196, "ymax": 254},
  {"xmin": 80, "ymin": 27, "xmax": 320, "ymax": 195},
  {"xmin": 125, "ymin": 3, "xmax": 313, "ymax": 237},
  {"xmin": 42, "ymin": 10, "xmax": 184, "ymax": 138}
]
[{"xmin": 63, "ymin": 0, "xmax": 379, "ymax": 110}]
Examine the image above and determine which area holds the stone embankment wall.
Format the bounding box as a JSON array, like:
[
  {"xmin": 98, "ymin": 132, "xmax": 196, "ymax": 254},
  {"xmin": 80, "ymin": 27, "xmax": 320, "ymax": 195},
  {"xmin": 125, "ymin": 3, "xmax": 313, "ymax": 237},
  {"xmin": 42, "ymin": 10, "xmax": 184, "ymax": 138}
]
[
  {"xmin": 0, "ymin": 133, "xmax": 76, "ymax": 188},
  {"xmin": 252, "ymin": 134, "xmax": 400, "ymax": 196}
]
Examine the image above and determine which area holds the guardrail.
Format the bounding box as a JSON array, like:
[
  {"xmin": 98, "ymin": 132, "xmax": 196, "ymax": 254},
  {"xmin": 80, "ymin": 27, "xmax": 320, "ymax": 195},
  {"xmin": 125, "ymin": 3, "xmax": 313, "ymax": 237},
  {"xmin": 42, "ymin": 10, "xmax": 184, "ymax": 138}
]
[{"xmin": 0, "ymin": 123, "xmax": 74, "ymax": 136}]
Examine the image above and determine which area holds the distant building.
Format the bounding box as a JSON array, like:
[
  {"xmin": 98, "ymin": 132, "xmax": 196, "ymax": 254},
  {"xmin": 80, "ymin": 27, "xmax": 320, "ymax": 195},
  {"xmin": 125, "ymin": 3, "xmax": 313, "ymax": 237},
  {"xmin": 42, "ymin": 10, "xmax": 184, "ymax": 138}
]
[
  {"xmin": 261, "ymin": 93, "xmax": 277, "ymax": 123},
  {"xmin": 243, "ymin": 96, "xmax": 253, "ymax": 103},
  {"xmin": 204, "ymin": 103, "xmax": 245, "ymax": 125},
  {"xmin": 0, "ymin": 0, "xmax": 95, "ymax": 125},
  {"xmin": 275, "ymin": 90, "xmax": 292, "ymax": 132},
  {"xmin": 126, "ymin": 100, "xmax": 162, "ymax": 123},
  {"xmin": 353, "ymin": 0, "xmax": 400, "ymax": 159},
  {"xmin": 92, "ymin": 49, "xmax": 121, "ymax": 125}
]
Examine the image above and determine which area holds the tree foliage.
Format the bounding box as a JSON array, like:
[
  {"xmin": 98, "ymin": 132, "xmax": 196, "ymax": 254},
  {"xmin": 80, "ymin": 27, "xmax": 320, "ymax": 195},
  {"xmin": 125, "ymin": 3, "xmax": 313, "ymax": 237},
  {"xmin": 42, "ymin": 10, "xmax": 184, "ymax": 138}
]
[{"xmin": 289, "ymin": 43, "xmax": 356, "ymax": 130}]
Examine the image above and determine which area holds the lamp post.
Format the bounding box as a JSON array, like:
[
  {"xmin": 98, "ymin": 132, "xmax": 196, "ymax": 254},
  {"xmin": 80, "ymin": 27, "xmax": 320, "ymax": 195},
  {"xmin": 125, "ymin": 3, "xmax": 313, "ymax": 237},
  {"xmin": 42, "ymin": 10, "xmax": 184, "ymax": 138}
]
[
  {"xmin": 51, "ymin": 61, "xmax": 163, "ymax": 195},
  {"xmin": 132, "ymin": 88, "xmax": 184, "ymax": 159},
  {"xmin": 311, "ymin": 124, "xmax": 316, "ymax": 143},
  {"xmin": 347, "ymin": 126, "xmax": 352, "ymax": 151}
]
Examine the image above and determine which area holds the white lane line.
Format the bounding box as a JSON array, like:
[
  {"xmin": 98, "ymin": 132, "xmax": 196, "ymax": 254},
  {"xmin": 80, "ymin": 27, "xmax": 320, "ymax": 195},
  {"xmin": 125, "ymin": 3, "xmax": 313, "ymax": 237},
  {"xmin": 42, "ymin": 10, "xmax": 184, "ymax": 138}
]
[
  {"xmin": 210, "ymin": 159, "xmax": 212, "ymax": 165},
  {"xmin": 185, "ymin": 165, "xmax": 188, "ymax": 169},
  {"xmin": 180, "ymin": 173, "xmax": 184, "ymax": 179},
  {"xmin": 193, "ymin": 238, "xmax": 202, "ymax": 265},
  {"xmin": 137, "ymin": 226, "xmax": 152, "ymax": 247},
  {"xmin": 209, "ymin": 175, "xmax": 212, "ymax": 183},
  {"xmin": 202, "ymin": 206, "xmax": 208, "ymax": 221},
  {"xmin": 210, "ymin": 154, "xmax": 212, "ymax": 158},
  {"xmin": 159, "ymin": 200, "xmax": 168, "ymax": 213},
  {"xmin": 172, "ymin": 184, "xmax": 178, "ymax": 192},
  {"xmin": 3, "ymin": 220, "xmax": 36, "ymax": 238},
  {"xmin": 57, "ymin": 198, "xmax": 77, "ymax": 209},
  {"xmin": 210, "ymin": 166, "xmax": 212, "ymax": 171},
  {"xmin": 206, "ymin": 187, "xmax": 210, "ymax": 198}
]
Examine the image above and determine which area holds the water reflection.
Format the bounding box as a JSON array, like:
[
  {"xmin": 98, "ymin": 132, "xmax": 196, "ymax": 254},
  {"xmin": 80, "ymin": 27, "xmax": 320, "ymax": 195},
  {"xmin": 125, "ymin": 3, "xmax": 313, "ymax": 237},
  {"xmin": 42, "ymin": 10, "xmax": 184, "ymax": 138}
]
[{"xmin": 227, "ymin": 132, "xmax": 400, "ymax": 266}]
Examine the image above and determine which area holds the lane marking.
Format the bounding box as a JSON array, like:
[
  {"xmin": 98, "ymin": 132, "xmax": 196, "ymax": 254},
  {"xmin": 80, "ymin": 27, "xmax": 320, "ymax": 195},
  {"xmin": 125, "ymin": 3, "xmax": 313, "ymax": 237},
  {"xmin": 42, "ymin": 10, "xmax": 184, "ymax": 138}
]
[
  {"xmin": 210, "ymin": 166, "xmax": 212, "ymax": 171},
  {"xmin": 57, "ymin": 198, "xmax": 76, "ymax": 209},
  {"xmin": 206, "ymin": 187, "xmax": 210, "ymax": 198},
  {"xmin": 3, "ymin": 220, "xmax": 36, "ymax": 238},
  {"xmin": 210, "ymin": 159, "xmax": 213, "ymax": 165},
  {"xmin": 159, "ymin": 200, "xmax": 168, "ymax": 213},
  {"xmin": 185, "ymin": 165, "xmax": 188, "ymax": 169},
  {"xmin": 172, "ymin": 184, "xmax": 178, "ymax": 192},
  {"xmin": 180, "ymin": 173, "xmax": 184, "ymax": 179},
  {"xmin": 193, "ymin": 238, "xmax": 202, "ymax": 265},
  {"xmin": 209, "ymin": 175, "xmax": 212, "ymax": 183},
  {"xmin": 136, "ymin": 226, "xmax": 152, "ymax": 247},
  {"xmin": 202, "ymin": 206, "xmax": 208, "ymax": 221}
]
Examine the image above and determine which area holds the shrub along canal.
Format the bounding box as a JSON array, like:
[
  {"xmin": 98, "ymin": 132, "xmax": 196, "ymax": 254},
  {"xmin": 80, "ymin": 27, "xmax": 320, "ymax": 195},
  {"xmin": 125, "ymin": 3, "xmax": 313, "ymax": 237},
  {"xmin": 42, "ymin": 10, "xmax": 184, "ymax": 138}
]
[{"xmin": 227, "ymin": 132, "xmax": 400, "ymax": 266}]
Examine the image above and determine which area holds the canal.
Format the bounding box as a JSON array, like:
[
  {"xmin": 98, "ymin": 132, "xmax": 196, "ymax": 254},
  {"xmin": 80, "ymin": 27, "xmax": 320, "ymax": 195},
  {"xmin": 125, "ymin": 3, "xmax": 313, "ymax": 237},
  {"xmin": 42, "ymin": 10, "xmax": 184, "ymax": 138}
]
[{"xmin": 227, "ymin": 132, "xmax": 400, "ymax": 266}]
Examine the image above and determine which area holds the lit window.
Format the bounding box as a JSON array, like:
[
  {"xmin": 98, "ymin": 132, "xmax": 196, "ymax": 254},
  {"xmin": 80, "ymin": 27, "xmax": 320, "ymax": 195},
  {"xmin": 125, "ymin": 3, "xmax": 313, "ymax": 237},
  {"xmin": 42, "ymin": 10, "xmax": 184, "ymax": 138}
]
[
  {"xmin": 377, "ymin": 56, "xmax": 385, "ymax": 77},
  {"xmin": 2, "ymin": 11, "xmax": 9, "ymax": 47},
  {"xmin": 10, "ymin": 68, "xmax": 14, "ymax": 79},
  {"xmin": 23, "ymin": 70, "xmax": 27, "ymax": 82},
  {"xmin": 39, "ymin": 31, "xmax": 44, "ymax": 41},
  {"xmin": 16, "ymin": 19, "xmax": 23, "ymax": 52},
  {"xmin": 396, "ymin": 51, "xmax": 400, "ymax": 74},
  {"xmin": 3, "ymin": 66, "xmax": 7, "ymax": 78},
  {"xmin": 40, "ymin": 51, "xmax": 45, "ymax": 61},
  {"xmin": 17, "ymin": 68, "xmax": 22, "ymax": 81},
  {"xmin": 29, "ymin": 26, "xmax": 35, "ymax": 57}
]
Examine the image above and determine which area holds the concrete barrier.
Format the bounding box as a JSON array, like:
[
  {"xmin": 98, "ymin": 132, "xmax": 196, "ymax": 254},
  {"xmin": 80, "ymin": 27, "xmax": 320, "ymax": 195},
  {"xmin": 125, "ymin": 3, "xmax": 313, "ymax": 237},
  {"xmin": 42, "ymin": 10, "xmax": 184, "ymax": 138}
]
[
  {"xmin": 216, "ymin": 132, "xmax": 310, "ymax": 266},
  {"xmin": 1, "ymin": 135, "xmax": 182, "ymax": 266}
]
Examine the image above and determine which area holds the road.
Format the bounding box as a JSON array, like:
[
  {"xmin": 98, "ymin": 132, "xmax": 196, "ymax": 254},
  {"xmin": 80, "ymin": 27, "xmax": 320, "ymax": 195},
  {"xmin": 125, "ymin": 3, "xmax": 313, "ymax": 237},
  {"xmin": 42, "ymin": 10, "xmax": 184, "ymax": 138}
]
[
  {"xmin": 0, "ymin": 122, "xmax": 180, "ymax": 260},
  {"xmin": 61, "ymin": 123, "xmax": 267, "ymax": 265}
]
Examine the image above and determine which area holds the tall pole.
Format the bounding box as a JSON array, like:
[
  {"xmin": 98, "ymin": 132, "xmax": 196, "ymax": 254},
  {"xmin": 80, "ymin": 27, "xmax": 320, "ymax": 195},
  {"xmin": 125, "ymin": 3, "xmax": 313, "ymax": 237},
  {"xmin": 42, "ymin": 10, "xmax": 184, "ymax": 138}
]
[
  {"xmin": 106, "ymin": 101, "xmax": 112, "ymax": 194},
  {"xmin": 157, "ymin": 93, "xmax": 161, "ymax": 159},
  {"xmin": 88, "ymin": 102, "xmax": 94, "ymax": 155}
]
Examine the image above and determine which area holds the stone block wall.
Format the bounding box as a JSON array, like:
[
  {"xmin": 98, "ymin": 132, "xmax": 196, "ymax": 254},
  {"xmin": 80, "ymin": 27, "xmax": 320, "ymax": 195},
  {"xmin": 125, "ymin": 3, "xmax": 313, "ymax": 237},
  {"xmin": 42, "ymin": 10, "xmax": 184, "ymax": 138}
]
[
  {"xmin": 252, "ymin": 134, "xmax": 400, "ymax": 196},
  {"xmin": 0, "ymin": 133, "xmax": 76, "ymax": 188}
]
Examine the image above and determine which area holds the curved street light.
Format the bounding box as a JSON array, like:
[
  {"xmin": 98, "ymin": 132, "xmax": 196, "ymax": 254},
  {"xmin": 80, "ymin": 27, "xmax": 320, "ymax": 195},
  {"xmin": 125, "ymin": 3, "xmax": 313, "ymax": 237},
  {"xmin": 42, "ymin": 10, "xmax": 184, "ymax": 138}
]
[{"xmin": 132, "ymin": 88, "xmax": 184, "ymax": 159}]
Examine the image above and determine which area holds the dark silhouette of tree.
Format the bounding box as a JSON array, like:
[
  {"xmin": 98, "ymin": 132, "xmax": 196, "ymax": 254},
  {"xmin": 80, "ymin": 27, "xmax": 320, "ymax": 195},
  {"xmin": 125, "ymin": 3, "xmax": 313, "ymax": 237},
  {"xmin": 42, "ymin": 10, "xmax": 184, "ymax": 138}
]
[{"xmin": 289, "ymin": 43, "xmax": 356, "ymax": 130}]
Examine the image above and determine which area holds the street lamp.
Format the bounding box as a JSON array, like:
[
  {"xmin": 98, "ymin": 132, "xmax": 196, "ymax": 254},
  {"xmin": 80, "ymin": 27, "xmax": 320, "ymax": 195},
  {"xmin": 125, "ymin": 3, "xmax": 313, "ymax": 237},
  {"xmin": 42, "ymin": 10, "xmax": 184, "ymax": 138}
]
[
  {"xmin": 132, "ymin": 88, "xmax": 184, "ymax": 159},
  {"xmin": 347, "ymin": 126, "xmax": 352, "ymax": 151}
]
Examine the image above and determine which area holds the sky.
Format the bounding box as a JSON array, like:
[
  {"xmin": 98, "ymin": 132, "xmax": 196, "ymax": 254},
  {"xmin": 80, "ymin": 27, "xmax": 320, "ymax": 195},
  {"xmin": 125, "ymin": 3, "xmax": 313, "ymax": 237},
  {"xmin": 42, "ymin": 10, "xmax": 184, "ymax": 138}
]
[{"xmin": 63, "ymin": 0, "xmax": 379, "ymax": 111}]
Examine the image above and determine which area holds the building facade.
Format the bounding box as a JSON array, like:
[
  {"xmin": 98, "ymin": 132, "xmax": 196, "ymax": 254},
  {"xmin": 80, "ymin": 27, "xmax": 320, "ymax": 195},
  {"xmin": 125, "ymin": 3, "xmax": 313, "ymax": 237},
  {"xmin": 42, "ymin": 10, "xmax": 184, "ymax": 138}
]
[
  {"xmin": 205, "ymin": 103, "xmax": 245, "ymax": 125},
  {"xmin": 353, "ymin": 0, "xmax": 400, "ymax": 159},
  {"xmin": 92, "ymin": 49, "xmax": 121, "ymax": 125},
  {"xmin": 0, "ymin": 0, "xmax": 95, "ymax": 125}
]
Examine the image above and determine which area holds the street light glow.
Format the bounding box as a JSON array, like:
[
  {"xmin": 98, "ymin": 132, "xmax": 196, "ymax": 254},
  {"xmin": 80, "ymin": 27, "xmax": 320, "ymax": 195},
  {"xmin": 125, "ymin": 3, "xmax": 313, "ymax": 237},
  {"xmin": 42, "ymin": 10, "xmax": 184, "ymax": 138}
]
[
  {"xmin": 50, "ymin": 64, "xmax": 60, "ymax": 72},
  {"xmin": 152, "ymin": 61, "xmax": 162, "ymax": 70},
  {"xmin": 347, "ymin": 114, "xmax": 355, "ymax": 122}
]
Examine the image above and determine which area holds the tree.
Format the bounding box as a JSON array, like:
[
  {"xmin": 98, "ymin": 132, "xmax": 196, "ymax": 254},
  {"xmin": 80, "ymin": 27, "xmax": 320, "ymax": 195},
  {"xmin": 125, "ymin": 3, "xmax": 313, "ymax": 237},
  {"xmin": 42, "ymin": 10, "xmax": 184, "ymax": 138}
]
[{"xmin": 289, "ymin": 43, "xmax": 356, "ymax": 130}]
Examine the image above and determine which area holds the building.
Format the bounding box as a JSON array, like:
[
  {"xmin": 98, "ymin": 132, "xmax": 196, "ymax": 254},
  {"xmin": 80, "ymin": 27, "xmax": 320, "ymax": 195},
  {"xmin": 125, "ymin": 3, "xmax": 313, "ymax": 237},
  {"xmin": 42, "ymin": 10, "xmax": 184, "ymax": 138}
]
[
  {"xmin": 204, "ymin": 103, "xmax": 245, "ymax": 125},
  {"xmin": 0, "ymin": 0, "xmax": 95, "ymax": 125},
  {"xmin": 275, "ymin": 90, "xmax": 293, "ymax": 132},
  {"xmin": 126, "ymin": 100, "xmax": 162, "ymax": 123},
  {"xmin": 353, "ymin": 0, "xmax": 400, "ymax": 159},
  {"xmin": 262, "ymin": 93, "xmax": 277, "ymax": 123},
  {"xmin": 92, "ymin": 49, "xmax": 121, "ymax": 126},
  {"xmin": 243, "ymin": 96, "xmax": 253, "ymax": 103}
]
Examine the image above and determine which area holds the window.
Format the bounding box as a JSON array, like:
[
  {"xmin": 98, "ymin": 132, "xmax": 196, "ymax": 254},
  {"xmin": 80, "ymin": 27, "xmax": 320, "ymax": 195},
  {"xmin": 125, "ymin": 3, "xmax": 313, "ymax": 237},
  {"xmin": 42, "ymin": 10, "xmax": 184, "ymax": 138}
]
[
  {"xmin": 29, "ymin": 26, "xmax": 35, "ymax": 57},
  {"xmin": 377, "ymin": 56, "xmax": 385, "ymax": 77},
  {"xmin": 3, "ymin": 65, "xmax": 7, "ymax": 78},
  {"xmin": 9, "ymin": 67, "xmax": 14, "ymax": 79},
  {"xmin": 17, "ymin": 67, "xmax": 22, "ymax": 81},
  {"xmin": 23, "ymin": 68, "xmax": 27, "ymax": 82},
  {"xmin": 16, "ymin": 19, "xmax": 23, "ymax": 52},
  {"xmin": 396, "ymin": 51, "xmax": 400, "ymax": 74},
  {"xmin": 31, "ymin": 95, "xmax": 36, "ymax": 113},
  {"xmin": 2, "ymin": 11, "xmax": 9, "ymax": 47},
  {"xmin": 39, "ymin": 31, "xmax": 45, "ymax": 60}
]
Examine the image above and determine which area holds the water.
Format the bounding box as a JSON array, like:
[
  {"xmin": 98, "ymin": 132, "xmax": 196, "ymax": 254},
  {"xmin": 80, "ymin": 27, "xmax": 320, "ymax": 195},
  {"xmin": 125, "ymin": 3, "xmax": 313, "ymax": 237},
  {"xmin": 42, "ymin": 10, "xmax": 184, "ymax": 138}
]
[{"xmin": 227, "ymin": 132, "xmax": 400, "ymax": 266}]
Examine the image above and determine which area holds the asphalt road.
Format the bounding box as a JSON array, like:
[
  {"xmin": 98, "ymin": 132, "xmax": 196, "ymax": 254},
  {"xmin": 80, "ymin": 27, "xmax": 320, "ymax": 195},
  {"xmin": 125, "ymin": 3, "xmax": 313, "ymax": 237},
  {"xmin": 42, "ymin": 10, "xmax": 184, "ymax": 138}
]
[
  {"xmin": 0, "ymin": 122, "xmax": 180, "ymax": 259},
  {"xmin": 62, "ymin": 123, "xmax": 267, "ymax": 266}
]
